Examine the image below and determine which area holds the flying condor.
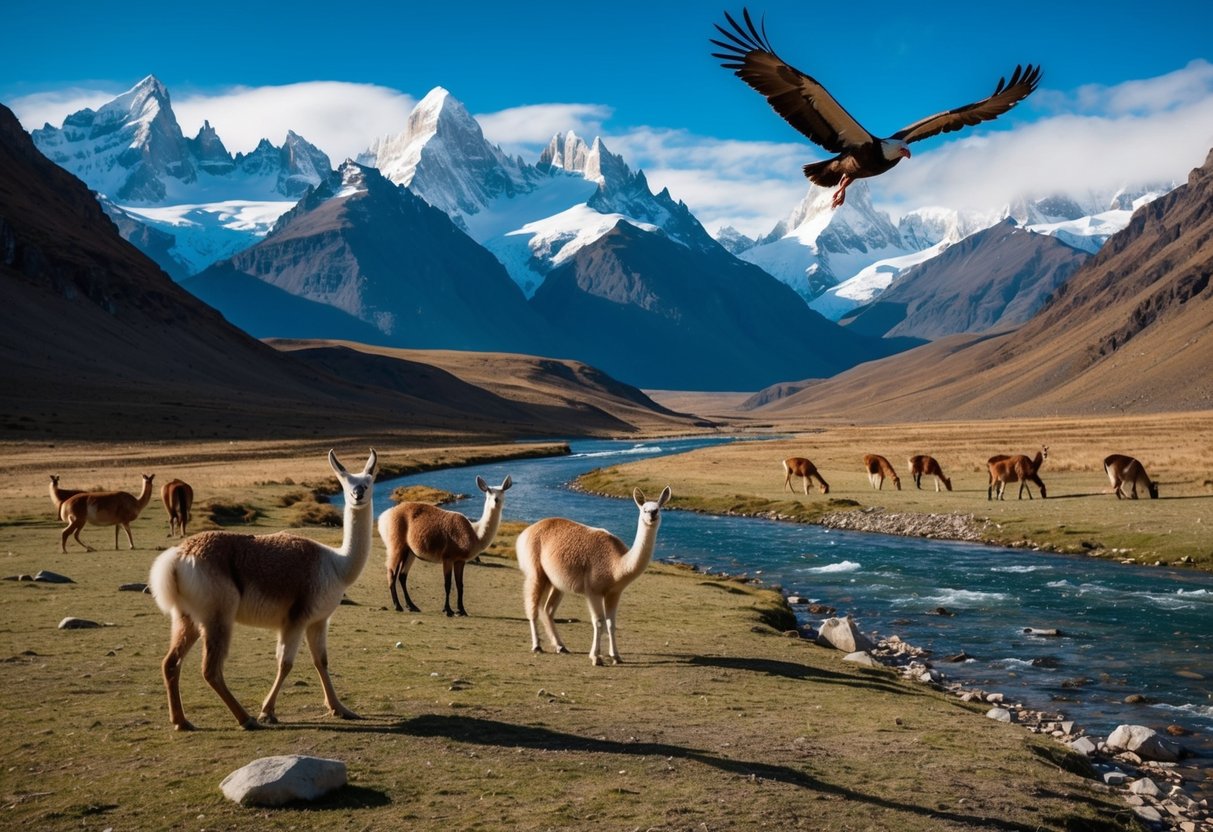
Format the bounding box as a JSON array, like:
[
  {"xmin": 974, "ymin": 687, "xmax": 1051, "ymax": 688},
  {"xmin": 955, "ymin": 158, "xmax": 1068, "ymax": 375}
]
[{"xmin": 711, "ymin": 9, "xmax": 1041, "ymax": 207}]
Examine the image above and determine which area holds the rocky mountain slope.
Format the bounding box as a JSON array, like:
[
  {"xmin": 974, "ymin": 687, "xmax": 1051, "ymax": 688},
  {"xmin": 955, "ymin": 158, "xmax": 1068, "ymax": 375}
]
[
  {"xmin": 843, "ymin": 221, "xmax": 1090, "ymax": 340},
  {"xmin": 529, "ymin": 221, "xmax": 914, "ymax": 391}
]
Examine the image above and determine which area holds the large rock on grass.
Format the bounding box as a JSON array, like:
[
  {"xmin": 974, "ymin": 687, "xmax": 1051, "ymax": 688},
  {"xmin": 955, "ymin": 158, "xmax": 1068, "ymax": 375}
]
[
  {"xmin": 815, "ymin": 617, "xmax": 874, "ymax": 652},
  {"xmin": 220, "ymin": 755, "xmax": 347, "ymax": 806}
]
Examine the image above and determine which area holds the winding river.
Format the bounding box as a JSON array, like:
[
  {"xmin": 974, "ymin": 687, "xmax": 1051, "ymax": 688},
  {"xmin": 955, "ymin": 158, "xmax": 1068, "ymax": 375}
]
[{"xmin": 368, "ymin": 436, "xmax": 1213, "ymax": 758}]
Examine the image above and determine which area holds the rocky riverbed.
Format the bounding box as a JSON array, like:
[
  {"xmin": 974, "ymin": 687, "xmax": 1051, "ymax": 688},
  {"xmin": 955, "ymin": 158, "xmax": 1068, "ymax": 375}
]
[
  {"xmin": 801, "ymin": 610, "xmax": 1213, "ymax": 832},
  {"xmin": 818, "ymin": 506, "xmax": 995, "ymax": 542}
]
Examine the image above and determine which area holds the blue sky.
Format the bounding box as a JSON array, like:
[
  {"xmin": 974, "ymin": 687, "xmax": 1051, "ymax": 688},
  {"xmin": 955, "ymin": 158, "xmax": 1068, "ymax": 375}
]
[{"xmin": 5, "ymin": 0, "xmax": 1213, "ymax": 232}]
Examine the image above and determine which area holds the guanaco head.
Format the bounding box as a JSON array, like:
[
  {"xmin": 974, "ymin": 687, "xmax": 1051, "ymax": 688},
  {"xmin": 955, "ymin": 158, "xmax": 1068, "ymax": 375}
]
[
  {"xmin": 329, "ymin": 448, "xmax": 379, "ymax": 508},
  {"xmin": 634, "ymin": 486, "xmax": 672, "ymax": 527},
  {"xmin": 50, "ymin": 474, "xmax": 60, "ymax": 486},
  {"xmin": 476, "ymin": 474, "xmax": 513, "ymax": 511},
  {"xmin": 1147, "ymin": 480, "xmax": 1160, "ymax": 499}
]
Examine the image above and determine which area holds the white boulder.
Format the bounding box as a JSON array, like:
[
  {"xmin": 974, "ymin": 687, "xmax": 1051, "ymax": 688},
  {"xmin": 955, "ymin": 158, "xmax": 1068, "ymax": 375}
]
[
  {"xmin": 815, "ymin": 617, "xmax": 873, "ymax": 653},
  {"xmin": 1106, "ymin": 724, "xmax": 1182, "ymax": 762},
  {"xmin": 220, "ymin": 755, "xmax": 347, "ymax": 806}
]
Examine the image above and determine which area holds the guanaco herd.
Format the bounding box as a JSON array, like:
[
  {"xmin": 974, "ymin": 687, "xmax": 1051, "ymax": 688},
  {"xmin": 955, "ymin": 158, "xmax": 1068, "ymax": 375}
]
[
  {"xmin": 784, "ymin": 449, "xmax": 1159, "ymax": 502},
  {"xmin": 45, "ymin": 444, "xmax": 1158, "ymax": 730}
]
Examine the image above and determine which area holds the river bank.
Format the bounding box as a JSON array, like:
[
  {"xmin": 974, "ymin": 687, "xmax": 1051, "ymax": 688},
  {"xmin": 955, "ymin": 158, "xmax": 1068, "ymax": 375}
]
[{"xmin": 573, "ymin": 414, "xmax": 1213, "ymax": 570}]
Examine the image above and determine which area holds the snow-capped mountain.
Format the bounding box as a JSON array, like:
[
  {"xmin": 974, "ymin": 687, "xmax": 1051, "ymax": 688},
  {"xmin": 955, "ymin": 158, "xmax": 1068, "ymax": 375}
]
[
  {"xmin": 188, "ymin": 161, "xmax": 554, "ymax": 355},
  {"xmin": 30, "ymin": 76, "xmax": 334, "ymax": 276},
  {"xmin": 362, "ymin": 90, "xmax": 725, "ymax": 298},
  {"xmin": 737, "ymin": 178, "xmax": 1175, "ymax": 322},
  {"xmin": 473, "ymin": 131, "xmax": 722, "ymax": 296},
  {"xmin": 33, "ymin": 76, "xmax": 333, "ymax": 206},
  {"xmin": 359, "ymin": 87, "xmax": 541, "ymax": 222},
  {"xmin": 738, "ymin": 181, "xmax": 910, "ymax": 302}
]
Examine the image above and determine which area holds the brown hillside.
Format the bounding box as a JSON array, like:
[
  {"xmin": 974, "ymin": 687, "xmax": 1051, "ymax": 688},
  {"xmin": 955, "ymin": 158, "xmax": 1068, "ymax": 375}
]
[
  {"xmin": 269, "ymin": 340, "xmax": 711, "ymax": 435},
  {"xmin": 758, "ymin": 147, "xmax": 1213, "ymax": 420}
]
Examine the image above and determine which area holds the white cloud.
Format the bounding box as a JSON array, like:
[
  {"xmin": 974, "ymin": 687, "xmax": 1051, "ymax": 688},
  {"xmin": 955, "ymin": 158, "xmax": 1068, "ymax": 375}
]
[
  {"xmin": 876, "ymin": 94, "xmax": 1213, "ymax": 214},
  {"xmin": 477, "ymin": 103, "xmax": 613, "ymax": 154},
  {"xmin": 173, "ymin": 82, "xmax": 416, "ymax": 162},
  {"xmin": 8, "ymin": 87, "xmax": 121, "ymax": 131},
  {"xmin": 1070, "ymin": 59, "xmax": 1213, "ymax": 116}
]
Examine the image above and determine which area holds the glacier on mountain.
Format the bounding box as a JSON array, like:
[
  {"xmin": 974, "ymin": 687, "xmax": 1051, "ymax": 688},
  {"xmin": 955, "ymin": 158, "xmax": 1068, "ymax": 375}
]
[{"xmin": 739, "ymin": 181, "xmax": 909, "ymax": 302}]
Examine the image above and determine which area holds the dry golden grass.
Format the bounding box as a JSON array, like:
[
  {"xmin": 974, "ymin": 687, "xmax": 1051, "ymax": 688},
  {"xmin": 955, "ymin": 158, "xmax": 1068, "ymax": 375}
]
[{"xmin": 0, "ymin": 453, "xmax": 1132, "ymax": 831}]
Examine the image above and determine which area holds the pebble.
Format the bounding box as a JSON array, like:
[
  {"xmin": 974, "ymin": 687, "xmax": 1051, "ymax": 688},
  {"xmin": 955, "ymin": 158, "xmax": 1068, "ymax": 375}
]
[
  {"xmin": 117, "ymin": 582, "xmax": 148, "ymax": 592},
  {"xmin": 986, "ymin": 707, "xmax": 1012, "ymax": 723}
]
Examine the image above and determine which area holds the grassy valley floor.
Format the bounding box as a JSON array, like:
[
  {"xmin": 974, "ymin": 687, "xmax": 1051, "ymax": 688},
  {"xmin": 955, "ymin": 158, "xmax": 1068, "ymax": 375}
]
[{"xmin": 0, "ymin": 438, "xmax": 1136, "ymax": 831}]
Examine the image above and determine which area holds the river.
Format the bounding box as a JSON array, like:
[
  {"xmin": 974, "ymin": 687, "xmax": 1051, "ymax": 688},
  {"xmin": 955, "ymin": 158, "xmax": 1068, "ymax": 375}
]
[{"xmin": 366, "ymin": 436, "xmax": 1212, "ymax": 759}]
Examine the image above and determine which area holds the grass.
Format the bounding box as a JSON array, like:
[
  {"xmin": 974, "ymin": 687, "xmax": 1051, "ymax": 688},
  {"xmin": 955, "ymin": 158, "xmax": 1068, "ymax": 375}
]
[
  {"xmin": 0, "ymin": 438, "xmax": 1136, "ymax": 831},
  {"xmin": 579, "ymin": 413, "xmax": 1213, "ymax": 570}
]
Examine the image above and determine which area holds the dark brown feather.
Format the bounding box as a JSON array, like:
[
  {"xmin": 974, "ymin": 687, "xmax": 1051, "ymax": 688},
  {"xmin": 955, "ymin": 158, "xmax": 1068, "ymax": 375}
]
[
  {"xmin": 711, "ymin": 10, "xmax": 875, "ymax": 153},
  {"xmin": 891, "ymin": 64, "xmax": 1042, "ymax": 144}
]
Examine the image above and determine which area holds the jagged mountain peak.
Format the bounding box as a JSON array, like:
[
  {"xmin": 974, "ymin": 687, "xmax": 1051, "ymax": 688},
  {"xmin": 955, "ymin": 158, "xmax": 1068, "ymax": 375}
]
[
  {"xmin": 539, "ymin": 130, "xmax": 593, "ymax": 174},
  {"xmin": 407, "ymin": 86, "xmax": 481, "ymax": 140}
]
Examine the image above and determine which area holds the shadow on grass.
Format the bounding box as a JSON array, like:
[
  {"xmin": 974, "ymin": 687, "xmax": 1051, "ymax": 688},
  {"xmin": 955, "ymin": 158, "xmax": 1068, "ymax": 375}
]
[
  {"xmin": 320, "ymin": 714, "xmax": 1119, "ymax": 832},
  {"xmin": 682, "ymin": 654, "xmax": 913, "ymax": 696},
  {"xmin": 277, "ymin": 784, "xmax": 392, "ymax": 811}
]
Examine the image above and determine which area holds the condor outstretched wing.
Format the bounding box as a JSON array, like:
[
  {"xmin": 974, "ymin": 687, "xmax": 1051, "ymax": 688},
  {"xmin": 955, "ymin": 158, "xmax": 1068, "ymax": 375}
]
[
  {"xmin": 892, "ymin": 64, "xmax": 1042, "ymax": 144},
  {"xmin": 711, "ymin": 9, "xmax": 875, "ymax": 153}
]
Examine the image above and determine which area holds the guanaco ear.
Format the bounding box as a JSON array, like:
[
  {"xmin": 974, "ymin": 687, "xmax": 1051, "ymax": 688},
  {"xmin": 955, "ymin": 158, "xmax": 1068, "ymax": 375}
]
[
  {"xmin": 363, "ymin": 448, "xmax": 378, "ymax": 477},
  {"xmin": 328, "ymin": 449, "xmax": 348, "ymax": 478},
  {"xmin": 633, "ymin": 488, "xmax": 645, "ymax": 508},
  {"xmin": 477, "ymin": 476, "xmax": 489, "ymax": 493},
  {"xmin": 658, "ymin": 486, "xmax": 672, "ymax": 507},
  {"xmin": 500, "ymin": 475, "xmax": 513, "ymax": 491}
]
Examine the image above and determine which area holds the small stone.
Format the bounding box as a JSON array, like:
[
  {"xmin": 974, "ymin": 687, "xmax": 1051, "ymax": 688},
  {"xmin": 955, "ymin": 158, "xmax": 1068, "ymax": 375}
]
[
  {"xmin": 1132, "ymin": 806, "xmax": 1162, "ymax": 822},
  {"xmin": 117, "ymin": 582, "xmax": 148, "ymax": 592},
  {"xmin": 1103, "ymin": 771, "xmax": 1128, "ymax": 786},
  {"xmin": 58, "ymin": 617, "xmax": 101, "ymax": 630},
  {"xmin": 806, "ymin": 603, "xmax": 835, "ymax": 616},
  {"xmin": 786, "ymin": 595, "xmax": 808, "ymax": 605},
  {"xmin": 394, "ymin": 642, "xmax": 403, "ymax": 649},
  {"xmin": 1068, "ymin": 737, "xmax": 1098, "ymax": 756},
  {"xmin": 944, "ymin": 652, "xmax": 973, "ymax": 663},
  {"xmin": 986, "ymin": 707, "xmax": 1012, "ymax": 723},
  {"xmin": 1023, "ymin": 628, "xmax": 1063, "ymax": 637},
  {"xmin": 34, "ymin": 570, "xmax": 74, "ymax": 584},
  {"xmin": 927, "ymin": 607, "xmax": 955, "ymax": 616},
  {"xmin": 1060, "ymin": 721, "xmax": 1075, "ymax": 735},
  {"xmin": 220, "ymin": 755, "xmax": 346, "ymax": 806},
  {"xmin": 1124, "ymin": 693, "xmax": 1150, "ymax": 704},
  {"xmin": 1165, "ymin": 724, "xmax": 1189, "ymax": 736},
  {"xmin": 1130, "ymin": 777, "xmax": 1162, "ymax": 797},
  {"xmin": 1031, "ymin": 656, "xmax": 1061, "ymax": 668},
  {"xmin": 985, "ymin": 692, "xmax": 1004, "ymax": 703}
]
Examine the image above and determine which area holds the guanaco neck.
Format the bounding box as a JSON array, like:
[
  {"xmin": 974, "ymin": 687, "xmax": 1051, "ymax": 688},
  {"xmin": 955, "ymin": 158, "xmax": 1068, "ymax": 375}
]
[
  {"xmin": 619, "ymin": 514, "xmax": 661, "ymax": 582},
  {"xmin": 471, "ymin": 494, "xmax": 503, "ymax": 554},
  {"xmin": 335, "ymin": 497, "xmax": 374, "ymax": 586},
  {"xmin": 136, "ymin": 478, "xmax": 155, "ymax": 509}
]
